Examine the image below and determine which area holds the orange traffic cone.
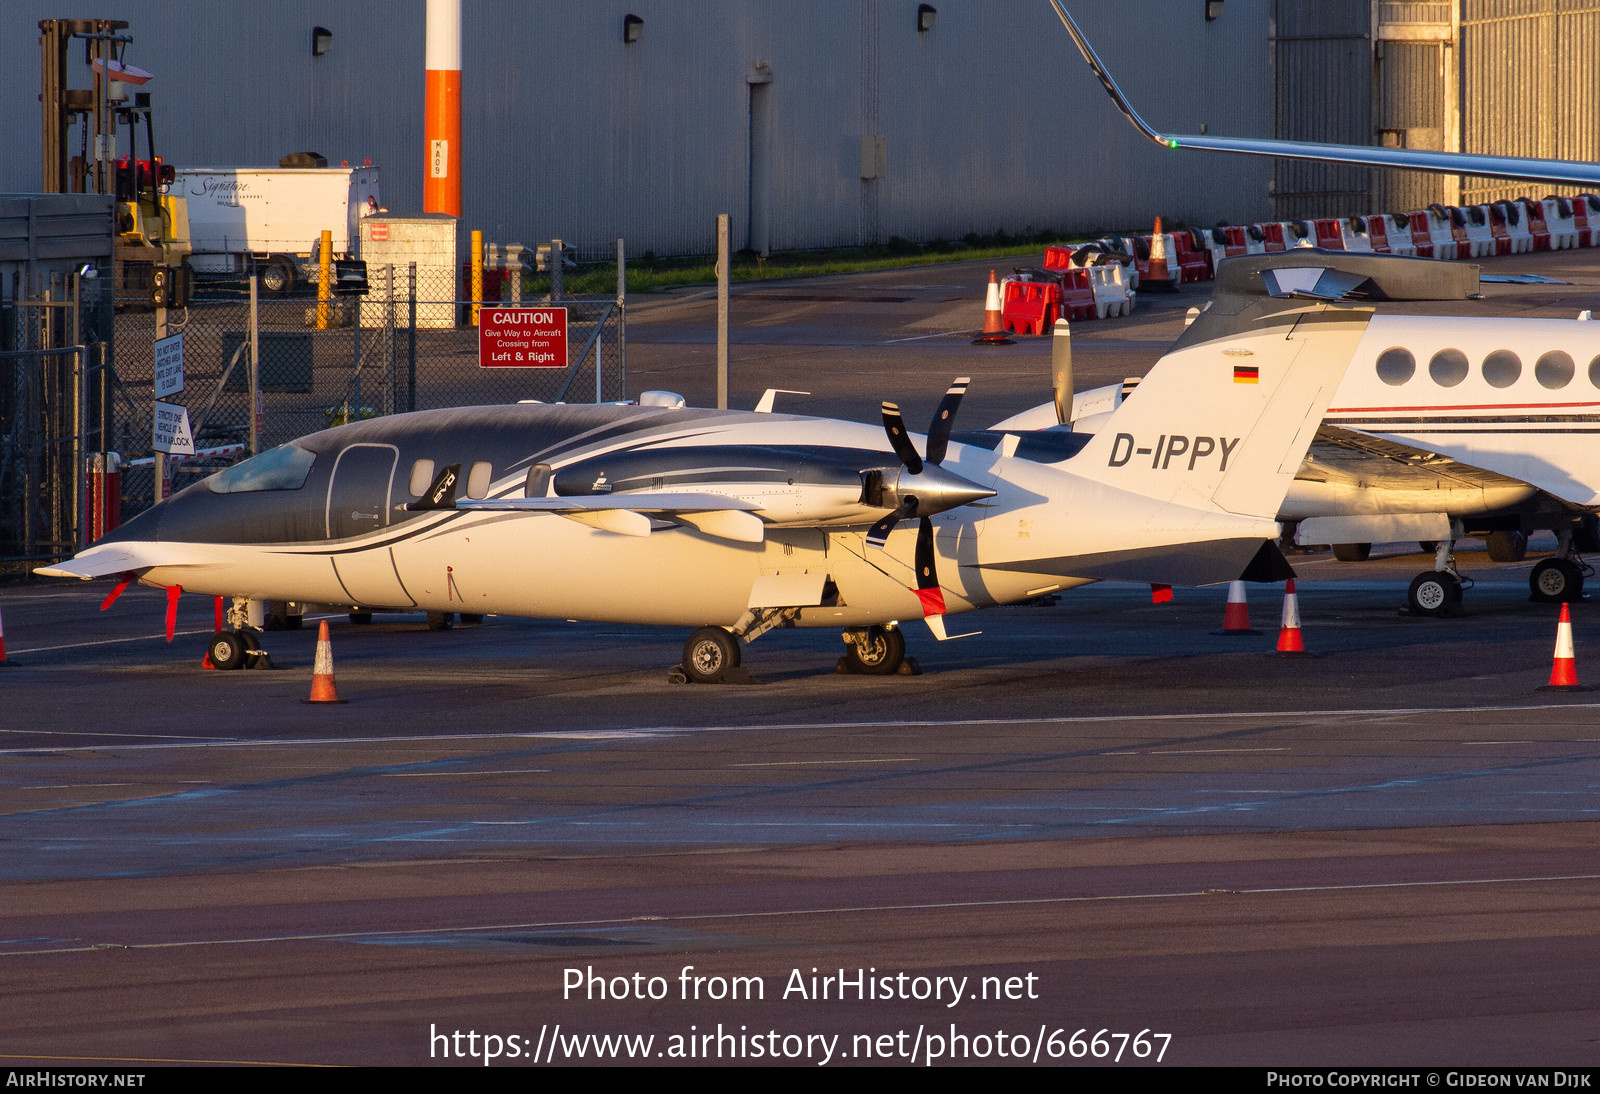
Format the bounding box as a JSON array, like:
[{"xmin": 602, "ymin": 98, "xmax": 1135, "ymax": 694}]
[
  {"xmin": 1274, "ymin": 579, "xmax": 1313, "ymax": 656},
  {"xmin": 1214, "ymin": 580, "xmax": 1261, "ymax": 636},
  {"xmin": 1145, "ymin": 216, "xmax": 1178, "ymax": 293},
  {"xmin": 972, "ymin": 270, "xmax": 1014, "ymax": 345},
  {"xmin": 306, "ymin": 620, "xmax": 345, "ymax": 703},
  {"xmin": 1538, "ymin": 603, "xmax": 1592, "ymax": 692},
  {"xmin": 0, "ymin": 603, "xmax": 8, "ymax": 666}
]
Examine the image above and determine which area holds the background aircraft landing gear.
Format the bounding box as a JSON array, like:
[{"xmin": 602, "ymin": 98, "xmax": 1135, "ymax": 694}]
[
  {"xmin": 1405, "ymin": 527, "xmax": 1469, "ymax": 617},
  {"xmin": 1530, "ymin": 559, "xmax": 1587, "ymax": 603},
  {"xmin": 1407, "ymin": 571, "xmax": 1462, "ymax": 617}
]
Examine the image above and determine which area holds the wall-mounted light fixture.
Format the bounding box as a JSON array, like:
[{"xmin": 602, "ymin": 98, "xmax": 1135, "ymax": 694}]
[
  {"xmin": 1205, "ymin": 1, "xmax": 1223, "ymax": 20},
  {"xmin": 312, "ymin": 26, "xmax": 333, "ymax": 56},
  {"xmin": 623, "ymin": 13, "xmax": 644, "ymax": 44},
  {"xmin": 917, "ymin": 4, "xmax": 937, "ymax": 32}
]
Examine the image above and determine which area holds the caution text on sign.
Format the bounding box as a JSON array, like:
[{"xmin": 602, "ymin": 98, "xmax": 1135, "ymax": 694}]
[{"xmin": 479, "ymin": 307, "xmax": 568, "ymax": 368}]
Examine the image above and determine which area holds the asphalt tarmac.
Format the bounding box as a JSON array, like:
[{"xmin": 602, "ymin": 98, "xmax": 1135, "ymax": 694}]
[{"xmin": 3, "ymin": 247, "xmax": 1599, "ymax": 1068}]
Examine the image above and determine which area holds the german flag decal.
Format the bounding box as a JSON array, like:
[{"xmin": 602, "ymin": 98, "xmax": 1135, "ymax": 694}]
[{"xmin": 1233, "ymin": 365, "xmax": 1260, "ymax": 384}]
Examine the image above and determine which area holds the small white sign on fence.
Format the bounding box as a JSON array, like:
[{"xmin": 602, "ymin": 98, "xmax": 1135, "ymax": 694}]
[
  {"xmin": 153, "ymin": 399, "xmax": 195, "ymax": 456},
  {"xmin": 154, "ymin": 332, "xmax": 185, "ymax": 398}
]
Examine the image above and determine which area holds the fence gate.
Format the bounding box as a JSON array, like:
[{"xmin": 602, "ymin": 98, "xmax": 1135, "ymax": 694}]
[{"xmin": 1, "ymin": 272, "xmax": 110, "ymax": 565}]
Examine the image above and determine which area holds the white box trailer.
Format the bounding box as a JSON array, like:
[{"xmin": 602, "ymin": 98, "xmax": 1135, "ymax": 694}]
[{"xmin": 172, "ymin": 166, "xmax": 381, "ymax": 293}]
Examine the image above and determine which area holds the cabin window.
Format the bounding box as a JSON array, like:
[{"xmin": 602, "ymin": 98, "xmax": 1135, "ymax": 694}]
[
  {"xmin": 1428, "ymin": 348, "xmax": 1469, "ymax": 387},
  {"xmin": 1536, "ymin": 351, "xmax": 1575, "ymax": 390},
  {"xmin": 1481, "ymin": 349, "xmax": 1521, "ymax": 389},
  {"xmin": 466, "ymin": 461, "xmax": 493, "ymax": 499},
  {"xmin": 407, "ymin": 459, "xmax": 436, "ymax": 496},
  {"xmin": 1590, "ymin": 355, "xmax": 1600, "ymax": 388},
  {"xmin": 1375, "ymin": 347, "xmax": 1415, "ymax": 386},
  {"xmin": 205, "ymin": 444, "xmax": 315, "ymax": 493},
  {"xmin": 525, "ymin": 463, "xmax": 553, "ymax": 497}
]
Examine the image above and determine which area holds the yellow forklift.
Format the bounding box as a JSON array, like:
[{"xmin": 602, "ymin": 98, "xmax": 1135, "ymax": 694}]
[{"xmin": 40, "ymin": 18, "xmax": 191, "ymax": 306}]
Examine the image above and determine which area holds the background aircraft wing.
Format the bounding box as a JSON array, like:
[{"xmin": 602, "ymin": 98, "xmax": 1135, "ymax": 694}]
[{"xmin": 1049, "ymin": 0, "xmax": 1600, "ymax": 188}]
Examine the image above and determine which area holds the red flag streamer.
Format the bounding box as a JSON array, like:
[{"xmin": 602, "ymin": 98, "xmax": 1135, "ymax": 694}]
[
  {"xmin": 165, "ymin": 585, "xmax": 182, "ymax": 642},
  {"xmin": 100, "ymin": 577, "xmax": 132, "ymax": 611}
]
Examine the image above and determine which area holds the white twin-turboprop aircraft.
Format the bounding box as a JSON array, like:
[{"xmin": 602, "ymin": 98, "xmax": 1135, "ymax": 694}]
[
  {"xmin": 1036, "ymin": 1, "xmax": 1600, "ymax": 616},
  {"xmin": 40, "ymin": 328, "xmax": 1341, "ymax": 679}
]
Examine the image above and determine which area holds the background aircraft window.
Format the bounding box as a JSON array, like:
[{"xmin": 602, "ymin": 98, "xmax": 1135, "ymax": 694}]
[
  {"xmin": 408, "ymin": 459, "xmax": 436, "ymax": 496},
  {"xmin": 206, "ymin": 444, "xmax": 315, "ymax": 494},
  {"xmin": 1429, "ymin": 348, "xmax": 1469, "ymax": 387},
  {"xmin": 467, "ymin": 461, "xmax": 493, "ymax": 499},
  {"xmin": 1535, "ymin": 351, "xmax": 1575, "ymax": 390},
  {"xmin": 1481, "ymin": 349, "xmax": 1522, "ymax": 389},
  {"xmin": 1590, "ymin": 354, "xmax": 1600, "ymax": 388},
  {"xmin": 525, "ymin": 463, "xmax": 553, "ymax": 497},
  {"xmin": 1375, "ymin": 347, "xmax": 1415, "ymax": 386}
]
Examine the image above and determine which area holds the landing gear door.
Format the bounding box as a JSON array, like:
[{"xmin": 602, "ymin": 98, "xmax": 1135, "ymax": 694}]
[{"xmin": 325, "ymin": 443, "xmax": 399, "ymax": 541}]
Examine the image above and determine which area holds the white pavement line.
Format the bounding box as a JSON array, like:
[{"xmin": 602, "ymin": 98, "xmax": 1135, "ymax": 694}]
[
  {"xmin": 381, "ymin": 769, "xmax": 552, "ymax": 777},
  {"xmin": 8, "ymin": 872, "xmax": 1599, "ymax": 958},
  {"xmin": 1147, "ymin": 747, "xmax": 1291, "ymax": 755},
  {"xmin": 4, "ymin": 703, "xmax": 1600, "ymax": 756},
  {"xmin": 13, "ymin": 627, "xmax": 217, "ymax": 653},
  {"xmin": 731, "ymin": 758, "xmax": 921, "ymax": 767},
  {"xmin": 876, "ymin": 331, "xmax": 972, "ymax": 344}
]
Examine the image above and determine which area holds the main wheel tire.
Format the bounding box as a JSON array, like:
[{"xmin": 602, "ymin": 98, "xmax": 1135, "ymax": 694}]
[
  {"xmin": 682, "ymin": 626, "xmax": 740, "ymax": 683},
  {"xmin": 1485, "ymin": 530, "xmax": 1528, "ymax": 562},
  {"xmin": 1408, "ymin": 571, "xmax": 1462, "ymax": 617},
  {"xmin": 844, "ymin": 625, "xmax": 906, "ymax": 675},
  {"xmin": 426, "ymin": 611, "xmax": 455, "ymax": 630},
  {"xmin": 1418, "ymin": 541, "xmax": 1439, "ymax": 553},
  {"xmin": 1530, "ymin": 558, "xmax": 1584, "ymax": 602},
  {"xmin": 1332, "ymin": 542, "xmax": 1372, "ymax": 563},
  {"xmin": 207, "ymin": 630, "xmax": 248, "ymax": 671},
  {"xmin": 260, "ymin": 259, "xmax": 296, "ymax": 295}
]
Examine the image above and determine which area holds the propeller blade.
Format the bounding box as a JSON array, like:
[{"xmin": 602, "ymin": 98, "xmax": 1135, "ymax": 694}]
[
  {"xmin": 923, "ymin": 377, "xmax": 969, "ymax": 466},
  {"xmin": 912, "ymin": 516, "xmax": 946, "ymax": 617},
  {"xmin": 866, "ymin": 497, "xmax": 917, "ymax": 550},
  {"xmin": 881, "ymin": 401, "xmax": 923, "ymax": 475}
]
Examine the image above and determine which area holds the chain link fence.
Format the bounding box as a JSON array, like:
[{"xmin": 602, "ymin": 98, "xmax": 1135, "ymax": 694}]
[{"xmin": 108, "ymin": 243, "xmax": 627, "ymax": 521}]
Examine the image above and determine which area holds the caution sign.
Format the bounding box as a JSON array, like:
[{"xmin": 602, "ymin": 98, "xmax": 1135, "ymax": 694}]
[
  {"xmin": 479, "ymin": 307, "xmax": 568, "ymax": 368},
  {"xmin": 153, "ymin": 400, "xmax": 195, "ymax": 456}
]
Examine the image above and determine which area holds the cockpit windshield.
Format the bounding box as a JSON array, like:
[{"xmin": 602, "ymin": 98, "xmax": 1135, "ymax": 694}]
[{"xmin": 205, "ymin": 444, "xmax": 316, "ymax": 493}]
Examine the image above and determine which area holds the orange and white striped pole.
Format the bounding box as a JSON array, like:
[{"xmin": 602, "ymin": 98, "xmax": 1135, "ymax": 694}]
[{"xmin": 424, "ymin": 0, "xmax": 462, "ymax": 219}]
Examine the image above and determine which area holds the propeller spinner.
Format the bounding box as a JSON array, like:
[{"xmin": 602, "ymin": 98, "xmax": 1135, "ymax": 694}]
[{"xmin": 862, "ymin": 377, "xmax": 995, "ymax": 618}]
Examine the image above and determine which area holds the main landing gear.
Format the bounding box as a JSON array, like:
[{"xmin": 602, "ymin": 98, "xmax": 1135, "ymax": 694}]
[
  {"xmin": 670, "ymin": 616, "xmax": 919, "ymax": 683},
  {"xmin": 838, "ymin": 625, "xmax": 917, "ymax": 675}
]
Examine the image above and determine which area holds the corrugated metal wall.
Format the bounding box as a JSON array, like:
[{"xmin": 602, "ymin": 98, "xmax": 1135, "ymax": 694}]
[
  {"xmin": 1270, "ymin": 1, "xmax": 1372, "ymax": 219},
  {"xmin": 2, "ymin": 1, "xmax": 1280, "ymax": 257},
  {"xmin": 1461, "ymin": 0, "xmax": 1600, "ymax": 205}
]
